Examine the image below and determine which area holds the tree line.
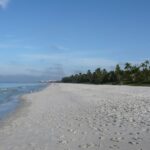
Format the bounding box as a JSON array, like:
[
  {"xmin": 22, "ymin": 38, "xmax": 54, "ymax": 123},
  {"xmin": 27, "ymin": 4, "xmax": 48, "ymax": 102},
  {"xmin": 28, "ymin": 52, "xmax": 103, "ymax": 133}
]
[{"xmin": 62, "ymin": 60, "xmax": 150, "ymax": 85}]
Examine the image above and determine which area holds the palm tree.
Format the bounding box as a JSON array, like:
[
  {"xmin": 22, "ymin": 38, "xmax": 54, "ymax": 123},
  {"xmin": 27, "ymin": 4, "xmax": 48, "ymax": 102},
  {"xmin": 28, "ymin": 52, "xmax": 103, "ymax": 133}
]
[
  {"xmin": 115, "ymin": 64, "xmax": 122, "ymax": 83},
  {"xmin": 87, "ymin": 70, "xmax": 92, "ymax": 83},
  {"xmin": 140, "ymin": 60, "xmax": 150, "ymax": 82},
  {"xmin": 130, "ymin": 65, "xmax": 140, "ymax": 82},
  {"xmin": 124, "ymin": 63, "xmax": 132, "ymax": 83},
  {"xmin": 93, "ymin": 68, "xmax": 102, "ymax": 84},
  {"xmin": 124, "ymin": 63, "xmax": 132, "ymax": 71}
]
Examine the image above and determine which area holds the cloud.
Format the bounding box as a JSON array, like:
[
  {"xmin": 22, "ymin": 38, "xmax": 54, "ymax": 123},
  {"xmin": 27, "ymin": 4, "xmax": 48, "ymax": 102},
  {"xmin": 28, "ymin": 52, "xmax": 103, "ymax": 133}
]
[
  {"xmin": 21, "ymin": 52, "xmax": 117, "ymax": 75},
  {"xmin": 0, "ymin": 49, "xmax": 118, "ymax": 81},
  {"xmin": 26, "ymin": 64, "xmax": 65, "ymax": 80},
  {"xmin": 0, "ymin": 0, "xmax": 10, "ymax": 9},
  {"xmin": 0, "ymin": 63, "xmax": 64, "ymax": 82}
]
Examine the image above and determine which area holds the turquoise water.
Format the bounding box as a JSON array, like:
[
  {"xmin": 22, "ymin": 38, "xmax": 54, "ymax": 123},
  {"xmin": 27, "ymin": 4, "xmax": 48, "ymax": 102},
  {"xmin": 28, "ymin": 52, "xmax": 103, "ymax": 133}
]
[{"xmin": 0, "ymin": 83, "xmax": 47, "ymax": 119}]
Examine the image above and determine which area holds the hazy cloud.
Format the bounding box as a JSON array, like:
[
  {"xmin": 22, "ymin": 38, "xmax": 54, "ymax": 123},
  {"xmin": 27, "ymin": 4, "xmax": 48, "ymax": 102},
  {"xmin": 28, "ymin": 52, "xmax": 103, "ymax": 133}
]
[
  {"xmin": 21, "ymin": 52, "xmax": 117, "ymax": 73},
  {"xmin": 26, "ymin": 64, "xmax": 64, "ymax": 80},
  {"xmin": 50, "ymin": 45, "xmax": 67, "ymax": 52},
  {"xmin": 0, "ymin": 50, "xmax": 118, "ymax": 82},
  {"xmin": 0, "ymin": 63, "xmax": 64, "ymax": 82},
  {"xmin": 0, "ymin": 0, "xmax": 10, "ymax": 9}
]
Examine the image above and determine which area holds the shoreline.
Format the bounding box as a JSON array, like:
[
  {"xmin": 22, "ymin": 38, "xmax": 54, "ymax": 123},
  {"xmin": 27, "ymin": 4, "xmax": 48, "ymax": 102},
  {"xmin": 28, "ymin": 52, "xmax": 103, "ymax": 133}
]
[
  {"xmin": 0, "ymin": 83, "xmax": 49, "ymax": 128},
  {"xmin": 0, "ymin": 83, "xmax": 150, "ymax": 150}
]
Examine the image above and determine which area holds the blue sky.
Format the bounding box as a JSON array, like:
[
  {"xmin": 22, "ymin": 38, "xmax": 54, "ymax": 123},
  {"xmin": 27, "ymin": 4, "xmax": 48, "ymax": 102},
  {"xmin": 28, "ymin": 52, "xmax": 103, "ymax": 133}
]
[{"xmin": 0, "ymin": 0, "xmax": 150, "ymax": 81}]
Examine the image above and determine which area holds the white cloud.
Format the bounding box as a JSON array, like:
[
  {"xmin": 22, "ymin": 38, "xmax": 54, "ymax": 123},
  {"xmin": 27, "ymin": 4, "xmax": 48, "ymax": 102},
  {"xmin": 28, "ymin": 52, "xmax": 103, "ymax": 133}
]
[{"xmin": 0, "ymin": 0, "xmax": 10, "ymax": 9}]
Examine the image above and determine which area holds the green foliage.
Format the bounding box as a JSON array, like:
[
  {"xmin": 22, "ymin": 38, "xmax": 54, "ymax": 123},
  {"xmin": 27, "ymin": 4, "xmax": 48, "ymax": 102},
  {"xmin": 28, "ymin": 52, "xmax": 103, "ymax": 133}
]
[{"xmin": 62, "ymin": 60, "xmax": 150, "ymax": 85}]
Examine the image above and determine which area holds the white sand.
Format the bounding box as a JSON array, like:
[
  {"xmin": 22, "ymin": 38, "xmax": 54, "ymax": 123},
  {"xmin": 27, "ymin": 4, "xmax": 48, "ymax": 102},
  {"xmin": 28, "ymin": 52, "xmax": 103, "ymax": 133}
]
[{"xmin": 0, "ymin": 83, "xmax": 150, "ymax": 150}]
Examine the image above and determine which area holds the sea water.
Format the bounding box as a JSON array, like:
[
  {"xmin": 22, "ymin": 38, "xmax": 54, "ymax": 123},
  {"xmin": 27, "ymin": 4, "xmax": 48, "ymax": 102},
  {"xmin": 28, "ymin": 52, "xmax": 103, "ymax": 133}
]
[{"xmin": 0, "ymin": 83, "xmax": 47, "ymax": 119}]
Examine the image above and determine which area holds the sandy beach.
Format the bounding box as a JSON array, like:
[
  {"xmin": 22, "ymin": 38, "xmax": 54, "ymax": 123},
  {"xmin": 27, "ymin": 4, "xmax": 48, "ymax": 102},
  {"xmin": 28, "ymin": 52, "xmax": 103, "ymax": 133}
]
[{"xmin": 0, "ymin": 83, "xmax": 150, "ymax": 150}]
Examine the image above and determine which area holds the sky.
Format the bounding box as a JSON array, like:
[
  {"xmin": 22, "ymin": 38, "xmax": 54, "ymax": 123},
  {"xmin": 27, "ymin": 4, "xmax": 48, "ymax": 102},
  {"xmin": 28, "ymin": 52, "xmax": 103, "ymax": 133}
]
[{"xmin": 0, "ymin": 0, "xmax": 150, "ymax": 82}]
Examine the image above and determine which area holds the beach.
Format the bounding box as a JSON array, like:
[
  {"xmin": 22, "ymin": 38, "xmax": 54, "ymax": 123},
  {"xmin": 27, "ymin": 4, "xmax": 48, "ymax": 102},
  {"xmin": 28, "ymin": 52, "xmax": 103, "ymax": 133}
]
[{"xmin": 0, "ymin": 83, "xmax": 150, "ymax": 150}]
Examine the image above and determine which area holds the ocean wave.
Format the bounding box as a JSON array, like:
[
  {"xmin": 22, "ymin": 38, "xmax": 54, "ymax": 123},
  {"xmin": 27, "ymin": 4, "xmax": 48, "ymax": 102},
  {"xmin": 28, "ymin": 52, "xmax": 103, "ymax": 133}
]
[{"xmin": 0, "ymin": 83, "xmax": 47, "ymax": 119}]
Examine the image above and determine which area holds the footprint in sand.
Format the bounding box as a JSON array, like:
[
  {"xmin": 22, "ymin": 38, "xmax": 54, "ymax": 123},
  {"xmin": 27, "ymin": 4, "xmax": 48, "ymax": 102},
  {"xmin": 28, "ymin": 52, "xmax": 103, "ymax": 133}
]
[
  {"xmin": 78, "ymin": 143, "xmax": 98, "ymax": 149},
  {"xmin": 58, "ymin": 140, "xmax": 68, "ymax": 144},
  {"xmin": 78, "ymin": 123, "xmax": 81, "ymax": 127},
  {"xmin": 128, "ymin": 141, "xmax": 136, "ymax": 145},
  {"xmin": 110, "ymin": 137, "xmax": 120, "ymax": 143},
  {"xmin": 81, "ymin": 131, "xmax": 87, "ymax": 135},
  {"xmin": 67, "ymin": 129, "xmax": 77, "ymax": 134},
  {"xmin": 67, "ymin": 129, "xmax": 73, "ymax": 132}
]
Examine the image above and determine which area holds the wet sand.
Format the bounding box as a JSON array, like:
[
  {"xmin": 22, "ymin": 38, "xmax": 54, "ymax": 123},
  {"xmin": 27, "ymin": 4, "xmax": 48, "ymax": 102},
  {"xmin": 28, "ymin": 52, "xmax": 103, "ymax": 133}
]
[{"xmin": 0, "ymin": 83, "xmax": 150, "ymax": 150}]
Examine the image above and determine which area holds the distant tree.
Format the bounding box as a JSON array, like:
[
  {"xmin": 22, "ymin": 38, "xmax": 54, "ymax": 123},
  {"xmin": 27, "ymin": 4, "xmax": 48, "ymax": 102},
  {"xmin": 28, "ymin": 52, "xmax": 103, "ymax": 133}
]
[
  {"xmin": 140, "ymin": 60, "xmax": 150, "ymax": 82},
  {"xmin": 115, "ymin": 64, "xmax": 122, "ymax": 83},
  {"xmin": 87, "ymin": 70, "xmax": 93, "ymax": 83},
  {"xmin": 124, "ymin": 63, "xmax": 132, "ymax": 83},
  {"xmin": 93, "ymin": 68, "xmax": 103, "ymax": 84},
  {"xmin": 108, "ymin": 71, "xmax": 117, "ymax": 83},
  {"xmin": 101, "ymin": 69, "xmax": 108, "ymax": 83},
  {"xmin": 62, "ymin": 60, "xmax": 150, "ymax": 85},
  {"xmin": 130, "ymin": 65, "xmax": 141, "ymax": 82}
]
